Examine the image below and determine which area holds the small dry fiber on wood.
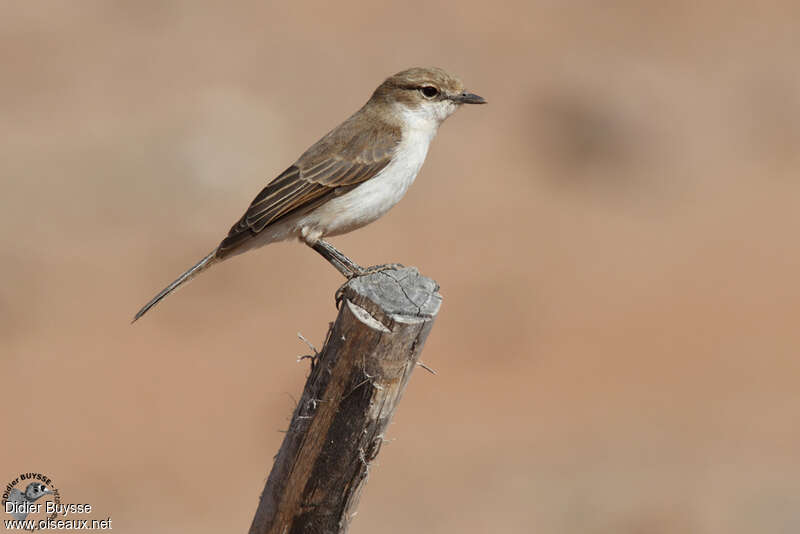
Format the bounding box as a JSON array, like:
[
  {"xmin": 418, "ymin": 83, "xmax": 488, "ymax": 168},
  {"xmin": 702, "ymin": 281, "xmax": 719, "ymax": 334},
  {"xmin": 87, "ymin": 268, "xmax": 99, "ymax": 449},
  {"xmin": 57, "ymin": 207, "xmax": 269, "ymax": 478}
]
[{"xmin": 249, "ymin": 267, "xmax": 442, "ymax": 534}]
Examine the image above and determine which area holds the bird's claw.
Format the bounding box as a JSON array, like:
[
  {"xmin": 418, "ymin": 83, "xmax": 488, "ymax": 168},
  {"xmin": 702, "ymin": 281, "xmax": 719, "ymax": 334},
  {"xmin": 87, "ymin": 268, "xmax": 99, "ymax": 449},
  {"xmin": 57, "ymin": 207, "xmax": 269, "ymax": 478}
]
[
  {"xmin": 358, "ymin": 263, "xmax": 405, "ymax": 276},
  {"xmin": 335, "ymin": 282, "xmax": 348, "ymax": 309},
  {"xmin": 334, "ymin": 263, "xmax": 404, "ymax": 309}
]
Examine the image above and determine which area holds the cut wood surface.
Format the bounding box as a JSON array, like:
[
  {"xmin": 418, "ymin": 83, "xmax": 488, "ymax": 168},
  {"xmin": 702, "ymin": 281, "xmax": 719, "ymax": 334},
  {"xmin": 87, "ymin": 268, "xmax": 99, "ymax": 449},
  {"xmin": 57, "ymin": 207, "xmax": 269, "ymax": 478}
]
[{"xmin": 249, "ymin": 267, "xmax": 442, "ymax": 534}]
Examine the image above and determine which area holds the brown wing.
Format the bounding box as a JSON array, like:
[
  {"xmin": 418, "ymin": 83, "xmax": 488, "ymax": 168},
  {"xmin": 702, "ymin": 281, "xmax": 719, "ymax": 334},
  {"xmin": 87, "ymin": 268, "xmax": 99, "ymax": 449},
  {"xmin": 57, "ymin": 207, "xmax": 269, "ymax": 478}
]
[{"xmin": 217, "ymin": 113, "xmax": 400, "ymax": 257}]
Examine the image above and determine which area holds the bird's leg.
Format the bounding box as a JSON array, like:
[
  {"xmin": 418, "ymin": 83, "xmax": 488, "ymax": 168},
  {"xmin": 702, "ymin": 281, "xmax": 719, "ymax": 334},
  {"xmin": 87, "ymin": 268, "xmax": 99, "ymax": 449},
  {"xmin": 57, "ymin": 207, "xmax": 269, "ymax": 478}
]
[
  {"xmin": 309, "ymin": 240, "xmax": 361, "ymax": 308},
  {"xmin": 310, "ymin": 240, "xmax": 404, "ymax": 278},
  {"xmin": 309, "ymin": 240, "xmax": 405, "ymax": 307},
  {"xmin": 310, "ymin": 239, "xmax": 365, "ymax": 278}
]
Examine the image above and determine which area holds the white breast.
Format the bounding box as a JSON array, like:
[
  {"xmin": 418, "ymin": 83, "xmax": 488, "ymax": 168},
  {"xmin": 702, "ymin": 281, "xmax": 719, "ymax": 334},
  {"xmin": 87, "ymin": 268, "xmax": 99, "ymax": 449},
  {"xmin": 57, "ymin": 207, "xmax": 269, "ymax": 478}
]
[{"xmin": 298, "ymin": 107, "xmax": 439, "ymax": 238}]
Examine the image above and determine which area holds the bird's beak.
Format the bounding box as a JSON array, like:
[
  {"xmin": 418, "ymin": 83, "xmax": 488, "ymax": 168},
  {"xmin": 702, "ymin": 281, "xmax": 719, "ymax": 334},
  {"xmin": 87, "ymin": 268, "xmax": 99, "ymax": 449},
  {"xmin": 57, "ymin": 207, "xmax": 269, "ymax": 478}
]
[{"xmin": 453, "ymin": 92, "xmax": 486, "ymax": 105}]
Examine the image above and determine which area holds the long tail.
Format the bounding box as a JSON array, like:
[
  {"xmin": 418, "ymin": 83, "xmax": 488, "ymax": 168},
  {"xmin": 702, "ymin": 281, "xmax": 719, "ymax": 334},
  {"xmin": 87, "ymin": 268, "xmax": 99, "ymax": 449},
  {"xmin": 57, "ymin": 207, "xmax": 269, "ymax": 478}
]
[{"xmin": 132, "ymin": 248, "xmax": 220, "ymax": 322}]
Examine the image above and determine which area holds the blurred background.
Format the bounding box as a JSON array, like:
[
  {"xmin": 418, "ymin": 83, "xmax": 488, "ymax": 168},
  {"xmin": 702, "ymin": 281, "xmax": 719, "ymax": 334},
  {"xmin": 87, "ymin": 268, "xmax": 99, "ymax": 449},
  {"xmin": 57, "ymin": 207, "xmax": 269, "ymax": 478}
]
[{"xmin": 2, "ymin": 1, "xmax": 799, "ymax": 532}]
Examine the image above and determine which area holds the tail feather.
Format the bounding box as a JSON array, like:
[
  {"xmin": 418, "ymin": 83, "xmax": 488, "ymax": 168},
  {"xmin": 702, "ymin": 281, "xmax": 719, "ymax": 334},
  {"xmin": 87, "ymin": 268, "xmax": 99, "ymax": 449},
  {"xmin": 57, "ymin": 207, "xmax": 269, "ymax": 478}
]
[{"xmin": 132, "ymin": 248, "xmax": 219, "ymax": 322}]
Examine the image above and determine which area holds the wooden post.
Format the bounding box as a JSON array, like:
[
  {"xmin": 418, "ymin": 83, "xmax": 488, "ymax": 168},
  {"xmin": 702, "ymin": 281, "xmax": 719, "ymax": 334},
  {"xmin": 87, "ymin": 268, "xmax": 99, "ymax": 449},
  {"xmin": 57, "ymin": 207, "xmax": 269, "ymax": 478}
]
[{"xmin": 249, "ymin": 267, "xmax": 442, "ymax": 534}]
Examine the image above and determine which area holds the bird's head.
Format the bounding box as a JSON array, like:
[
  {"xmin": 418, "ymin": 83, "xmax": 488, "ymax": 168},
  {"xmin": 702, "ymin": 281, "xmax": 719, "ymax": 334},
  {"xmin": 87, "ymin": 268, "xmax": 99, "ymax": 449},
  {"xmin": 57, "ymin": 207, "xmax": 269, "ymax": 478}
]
[
  {"xmin": 24, "ymin": 482, "xmax": 52, "ymax": 501},
  {"xmin": 371, "ymin": 67, "xmax": 486, "ymax": 126}
]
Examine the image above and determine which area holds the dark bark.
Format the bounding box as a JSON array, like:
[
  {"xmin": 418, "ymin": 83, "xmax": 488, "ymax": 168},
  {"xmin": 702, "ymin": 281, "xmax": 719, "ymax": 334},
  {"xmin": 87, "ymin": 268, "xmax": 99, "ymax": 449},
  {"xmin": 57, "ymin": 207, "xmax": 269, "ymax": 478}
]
[{"xmin": 249, "ymin": 267, "xmax": 442, "ymax": 534}]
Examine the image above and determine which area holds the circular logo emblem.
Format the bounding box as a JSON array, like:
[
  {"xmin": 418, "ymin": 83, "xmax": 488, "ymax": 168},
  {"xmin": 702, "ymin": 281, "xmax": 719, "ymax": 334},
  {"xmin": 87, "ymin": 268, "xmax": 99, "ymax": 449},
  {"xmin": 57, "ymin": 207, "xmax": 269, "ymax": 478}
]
[{"xmin": 2, "ymin": 472, "xmax": 61, "ymax": 523}]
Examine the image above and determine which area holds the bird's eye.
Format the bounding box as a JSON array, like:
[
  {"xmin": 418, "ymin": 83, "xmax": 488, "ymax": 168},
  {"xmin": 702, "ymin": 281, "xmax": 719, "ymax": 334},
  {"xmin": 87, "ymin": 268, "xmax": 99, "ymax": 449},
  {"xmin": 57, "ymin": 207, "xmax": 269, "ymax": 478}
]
[{"xmin": 420, "ymin": 86, "xmax": 439, "ymax": 99}]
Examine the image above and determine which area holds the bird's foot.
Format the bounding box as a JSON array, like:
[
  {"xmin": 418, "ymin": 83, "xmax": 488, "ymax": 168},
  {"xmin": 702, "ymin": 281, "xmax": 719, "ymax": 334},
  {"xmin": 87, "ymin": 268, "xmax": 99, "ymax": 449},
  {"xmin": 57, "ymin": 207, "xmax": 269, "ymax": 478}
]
[
  {"xmin": 335, "ymin": 263, "xmax": 405, "ymax": 308},
  {"xmin": 335, "ymin": 281, "xmax": 349, "ymax": 309},
  {"xmin": 349, "ymin": 262, "xmax": 405, "ymax": 278}
]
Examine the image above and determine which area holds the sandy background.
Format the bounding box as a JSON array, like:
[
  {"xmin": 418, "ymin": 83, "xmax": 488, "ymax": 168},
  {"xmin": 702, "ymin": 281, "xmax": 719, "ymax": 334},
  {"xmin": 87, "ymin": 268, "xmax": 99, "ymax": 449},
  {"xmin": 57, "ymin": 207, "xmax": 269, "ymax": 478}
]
[{"xmin": 2, "ymin": 1, "xmax": 800, "ymax": 532}]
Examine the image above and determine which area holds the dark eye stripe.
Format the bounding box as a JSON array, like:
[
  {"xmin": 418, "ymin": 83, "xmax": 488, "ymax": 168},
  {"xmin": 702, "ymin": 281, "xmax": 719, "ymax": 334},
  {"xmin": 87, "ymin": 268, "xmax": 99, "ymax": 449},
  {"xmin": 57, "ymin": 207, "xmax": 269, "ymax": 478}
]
[{"xmin": 398, "ymin": 83, "xmax": 439, "ymax": 93}]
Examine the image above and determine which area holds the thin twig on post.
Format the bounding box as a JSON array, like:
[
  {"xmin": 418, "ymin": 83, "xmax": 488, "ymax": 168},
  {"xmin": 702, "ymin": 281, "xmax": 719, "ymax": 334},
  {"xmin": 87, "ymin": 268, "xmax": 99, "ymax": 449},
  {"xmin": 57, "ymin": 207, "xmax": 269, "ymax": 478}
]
[{"xmin": 249, "ymin": 267, "xmax": 442, "ymax": 534}]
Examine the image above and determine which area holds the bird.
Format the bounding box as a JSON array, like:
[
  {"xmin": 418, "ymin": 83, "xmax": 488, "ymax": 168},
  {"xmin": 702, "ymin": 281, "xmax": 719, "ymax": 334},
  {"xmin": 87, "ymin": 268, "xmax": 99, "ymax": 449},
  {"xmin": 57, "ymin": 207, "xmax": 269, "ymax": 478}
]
[
  {"xmin": 6, "ymin": 482, "xmax": 52, "ymax": 520},
  {"xmin": 133, "ymin": 67, "xmax": 485, "ymax": 321}
]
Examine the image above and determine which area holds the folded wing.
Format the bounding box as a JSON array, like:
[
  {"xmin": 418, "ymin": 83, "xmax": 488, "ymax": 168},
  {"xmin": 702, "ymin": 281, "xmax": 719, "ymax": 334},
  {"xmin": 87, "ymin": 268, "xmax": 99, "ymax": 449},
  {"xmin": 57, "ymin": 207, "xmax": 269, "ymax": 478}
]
[{"xmin": 218, "ymin": 116, "xmax": 400, "ymax": 257}]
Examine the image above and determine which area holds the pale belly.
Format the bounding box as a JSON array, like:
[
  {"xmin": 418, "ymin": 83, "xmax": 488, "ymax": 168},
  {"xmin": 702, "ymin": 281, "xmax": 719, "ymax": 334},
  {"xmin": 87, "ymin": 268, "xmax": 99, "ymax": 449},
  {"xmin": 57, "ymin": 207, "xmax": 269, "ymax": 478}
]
[
  {"xmin": 294, "ymin": 129, "xmax": 433, "ymax": 239},
  {"xmin": 301, "ymin": 167, "xmax": 419, "ymax": 237},
  {"xmin": 223, "ymin": 157, "xmax": 427, "ymax": 258}
]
